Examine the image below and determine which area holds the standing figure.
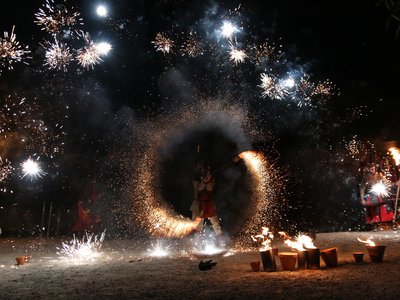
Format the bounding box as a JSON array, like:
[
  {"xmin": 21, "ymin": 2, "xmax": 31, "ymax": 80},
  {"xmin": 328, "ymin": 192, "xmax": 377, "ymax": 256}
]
[
  {"xmin": 190, "ymin": 161, "xmax": 222, "ymax": 236},
  {"xmin": 360, "ymin": 163, "xmax": 394, "ymax": 227}
]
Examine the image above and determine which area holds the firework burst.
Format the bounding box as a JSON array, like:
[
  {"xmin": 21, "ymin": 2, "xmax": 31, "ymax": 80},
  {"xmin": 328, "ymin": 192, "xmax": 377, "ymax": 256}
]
[
  {"xmin": 35, "ymin": 0, "xmax": 83, "ymax": 35},
  {"xmin": 76, "ymin": 34, "xmax": 102, "ymax": 70},
  {"xmin": 254, "ymin": 41, "xmax": 283, "ymax": 65},
  {"xmin": 0, "ymin": 157, "xmax": 13, "ymax": 184},
  {"xmin": 43, "ymin": 38, "xmax": 73, "ymax": 71},
  {"xmin": 152, "ymin": 32, "xmax": 174, "ymax": 54},
  {"xmin": 228, "ymin": 42, "xmax": 247, "ymax": 64},
  {"xmin": 0, "ymin": 26, "xmax": 31, "ymax": 74},
  {"xmin": 181, "ymin": 32, "xmax": 203, "ymax": 57},
  {"xmin": 258, "ymin": 73, "xmax": 287, "ymax": 100}
]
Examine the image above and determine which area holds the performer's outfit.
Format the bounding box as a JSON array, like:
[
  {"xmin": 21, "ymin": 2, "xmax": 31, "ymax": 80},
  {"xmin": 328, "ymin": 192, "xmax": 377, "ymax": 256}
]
[
  {"xmin": 190, "ymin": 174, "xmax": 222, "ymax": 236},
  {"xmin": 360, "ymin": 173, "xmax": 394, "ymax": 224}
]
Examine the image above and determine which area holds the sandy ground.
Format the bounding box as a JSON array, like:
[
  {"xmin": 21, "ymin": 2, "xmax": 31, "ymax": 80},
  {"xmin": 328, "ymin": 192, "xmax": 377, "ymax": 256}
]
[{"xmin": 1, "ymin": 230, "xmax": 400, "ymax": 300}]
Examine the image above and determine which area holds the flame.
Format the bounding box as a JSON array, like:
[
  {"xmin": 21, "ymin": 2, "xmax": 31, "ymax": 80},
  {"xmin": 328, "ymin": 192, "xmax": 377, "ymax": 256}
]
[
  {"xmin": 251, "ymin": 227, "xmax": 274, "ymax": 251},
  {"xmin": 279, "ymin": 232, "xmax": 316, "ymax": 251},
  {"xmin": 357, "ymin": 237, "xmax": 376, "ymax": 247},
  {"xmin": 389, "ymin": 147, "xmax": 400, "ymax": 166}
]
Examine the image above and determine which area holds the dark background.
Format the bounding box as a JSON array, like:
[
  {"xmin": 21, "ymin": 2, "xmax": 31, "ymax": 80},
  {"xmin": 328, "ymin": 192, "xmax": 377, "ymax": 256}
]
[{"xmin": 1, "ymin": 0, "xmax": 399, "ymax": 237}]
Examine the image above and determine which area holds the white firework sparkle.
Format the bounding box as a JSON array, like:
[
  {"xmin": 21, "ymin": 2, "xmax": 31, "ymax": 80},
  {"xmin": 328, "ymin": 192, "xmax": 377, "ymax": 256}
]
[
  {"xmin": 228, "ymin": 43, "xmax": 247, "ymax": 65},
  {"xmin": 258, "ymin": 73, "xmax": 286, "ymax": 100},
  {"xmin": 370, "ymin": 180, "xmax": 391, "ymax": 198},
  {"xmin": 57, "ymin": 231, "xmax": 106, "ymax": 262},
  {"xmin": 43, "ymin": 38, "xmax": 73, "ymax": 71},
  {"xmin": 0, "ymin": 26, "xmax": 31, "ymax": 73}
]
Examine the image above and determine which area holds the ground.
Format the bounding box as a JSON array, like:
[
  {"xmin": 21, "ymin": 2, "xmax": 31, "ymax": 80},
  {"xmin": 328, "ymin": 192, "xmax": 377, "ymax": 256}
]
[{"xmin": 1, "ymin": 230, "xmax": 400, "ymax": 299}]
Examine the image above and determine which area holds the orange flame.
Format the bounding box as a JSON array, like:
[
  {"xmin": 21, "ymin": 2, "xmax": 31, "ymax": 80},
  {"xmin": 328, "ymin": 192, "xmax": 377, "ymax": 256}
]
[
  {"xmin": 251, "ymin": 227, "xmax": 274, "ymax": 251},
  {"xmin": 357, "ymin": 237, "xmax": 376, "ymax": 247},
  {"xmin": 389, "ymin": 147, "xmax": 400, "ymax": 166},
  {"xmin": 279, "ymin": 232, "xmax": 316, "ymax": 251}
]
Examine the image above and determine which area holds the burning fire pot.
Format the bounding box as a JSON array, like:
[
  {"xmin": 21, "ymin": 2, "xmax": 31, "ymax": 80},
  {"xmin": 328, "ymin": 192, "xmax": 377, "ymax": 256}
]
[
  {"xmin": 297, "ymin": 250, "xmax": 308, "ymax": 269},
  {"xmin": 278, "ymin": 252, "xmax": 298, "ymax": 271},
  {"xmin": 366, "ymin": 245, "xmax": 386, "ymax": 263},
  {"xmin": 320, "ymin": 247, "xmax": 338, "ymax": 268},
  {"xmin": 306, "ymin": 248, "xmax": 320, "ymax": 269},
  {"xmin": 260, "ymin": 249, "xmax": 277, "ymax": 272}
]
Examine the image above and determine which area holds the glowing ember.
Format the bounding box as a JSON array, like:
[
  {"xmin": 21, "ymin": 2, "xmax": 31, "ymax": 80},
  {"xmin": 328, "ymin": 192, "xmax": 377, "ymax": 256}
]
[
  {"xmin": 358, "ymin": 237, "xmax": 375, "ymax": 247},
  {"xmin": 370, "ymin": 180, "xmax": 391, "ymax": 198},
  {"xmin": 57, "ymin": 231, "xmax": 106, "ymax": 262},
  {"xmin": 389, "ymin": 147, "xmax": 400, "ymax": 166},
  {"xmin": 251, "ymin": 227, "xmax": 274, "ymax": 251}
]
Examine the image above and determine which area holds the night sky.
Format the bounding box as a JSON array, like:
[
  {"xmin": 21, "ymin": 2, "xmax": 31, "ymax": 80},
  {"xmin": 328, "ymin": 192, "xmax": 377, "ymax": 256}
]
[{"xmin": 1, "ymin": 0, "xmax": 399, "ymax": 237}]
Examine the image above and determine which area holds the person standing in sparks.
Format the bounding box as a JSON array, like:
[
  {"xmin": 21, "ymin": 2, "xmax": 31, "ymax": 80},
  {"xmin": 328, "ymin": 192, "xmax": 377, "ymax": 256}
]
[
  {"xmin": 360, "ymin": 163, "xmax": 394, "ymax": 228},
  {"xmin": 190, "ymin": 161, "xmax": 222, "ymax": 236}
]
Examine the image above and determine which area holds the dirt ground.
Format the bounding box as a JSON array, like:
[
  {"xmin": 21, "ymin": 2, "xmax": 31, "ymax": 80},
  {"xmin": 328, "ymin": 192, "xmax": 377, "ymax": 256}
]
[{"xmin": 1, "ymin": 230, "xmax": 400, "ymax": 299}]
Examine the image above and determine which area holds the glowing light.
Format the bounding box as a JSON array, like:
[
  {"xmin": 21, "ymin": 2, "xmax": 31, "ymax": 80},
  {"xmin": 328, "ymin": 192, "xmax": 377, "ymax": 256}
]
[
  {"xmin": 358, "ymin": 237, "xmax": 375, "ymax": 247},
  {"xmin": 370, "ymin": 180, "xmax": 391, "ymax": 197},
  {"xmin": 251, "ymin": 227, "xmax": 274, "ymax": 251},
  {"xmin": 283, "ymin": 77, "xmax": 295, "ymax": 88},
  {"xmin": 21, "ymin": 158, "xmax": 43, "ymax": 179},
  {"xmin": 96, "ymin": 5, "xmax": 108, "ymax": 17},
  {"xmin": 94, "ymin": 42, "xmax": 112, "ymax": 56},
  {"xmin": 220, "ymin": 21, "xmax": 238, "ymax": 38},
  {"xmin": 389, "ymin": 147, "xmax": 400, "ymax": 166},
  {"xmin": 57, "ymin": 231, "xmax": 106, "ymax": 262}
]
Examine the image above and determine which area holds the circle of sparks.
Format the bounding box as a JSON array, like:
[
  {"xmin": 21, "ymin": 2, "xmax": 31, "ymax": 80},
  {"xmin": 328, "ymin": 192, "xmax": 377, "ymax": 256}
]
[{"xmin": 129, "ymin": 100, "xmax": 283, "ymax": 248}]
